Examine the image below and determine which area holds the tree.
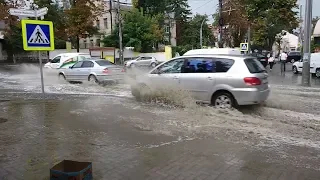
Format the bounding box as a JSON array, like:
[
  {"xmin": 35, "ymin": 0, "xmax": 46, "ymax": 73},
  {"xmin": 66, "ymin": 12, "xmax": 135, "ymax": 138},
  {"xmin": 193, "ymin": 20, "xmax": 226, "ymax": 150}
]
[
  {"xmin": 179, "ymin": 14, "xmax": 215, "ymax": 49},
  {"xmin": 102, "ymin": 9, "xmax": 163, "ymax": 52},
  {"xmin": 1, "ymin": 0, "xmax": 25, "ymax": 62},
  {"xmin": 245, "ymin": 0, "xmax": 299, "ymax": 50},
  {"xmin": 33, "ymin": 0, "xmax": 67, "ymax": 48},
  {"xmin": 64, "ymin": 0, "xmax": 103, "ymax": 52}
]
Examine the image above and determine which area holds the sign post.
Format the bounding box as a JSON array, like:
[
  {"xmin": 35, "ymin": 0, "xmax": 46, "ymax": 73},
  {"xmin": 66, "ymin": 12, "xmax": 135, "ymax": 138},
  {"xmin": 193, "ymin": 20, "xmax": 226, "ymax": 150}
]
[
  {"xmin": 240, "ymin": 43, "xmax": 249, "ymax": 52},
  {"xmin": 9, "ymin": 8, "xmax": 52, "ymax": 94}
]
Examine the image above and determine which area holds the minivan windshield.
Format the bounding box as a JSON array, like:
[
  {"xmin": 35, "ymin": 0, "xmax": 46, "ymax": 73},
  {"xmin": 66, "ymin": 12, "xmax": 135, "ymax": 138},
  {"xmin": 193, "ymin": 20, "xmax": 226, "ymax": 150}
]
[{"xmin": 244, "ymin": 58, "xmax": 266, "ymax": 73}]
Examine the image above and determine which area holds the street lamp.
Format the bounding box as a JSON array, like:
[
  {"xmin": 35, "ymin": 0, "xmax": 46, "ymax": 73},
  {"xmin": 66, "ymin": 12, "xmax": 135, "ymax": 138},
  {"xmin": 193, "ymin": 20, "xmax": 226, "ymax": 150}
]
[{"xmin": 200, "ymin": 18, "xmax": 206, "ymax": 49}]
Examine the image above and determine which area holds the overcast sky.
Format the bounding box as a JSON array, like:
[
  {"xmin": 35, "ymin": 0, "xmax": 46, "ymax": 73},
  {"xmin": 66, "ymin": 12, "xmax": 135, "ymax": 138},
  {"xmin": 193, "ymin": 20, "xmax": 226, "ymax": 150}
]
[{"xmin": 188, "ymin": 0, "xmax": 320, "ymax": 19}]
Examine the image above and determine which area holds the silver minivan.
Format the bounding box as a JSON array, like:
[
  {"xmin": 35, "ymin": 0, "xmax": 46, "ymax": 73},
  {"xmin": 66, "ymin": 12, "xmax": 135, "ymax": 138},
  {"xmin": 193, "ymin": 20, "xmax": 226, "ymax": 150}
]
[{"xmin": 131, "ymin": 54, "xmax": 270, "ymax": 108}]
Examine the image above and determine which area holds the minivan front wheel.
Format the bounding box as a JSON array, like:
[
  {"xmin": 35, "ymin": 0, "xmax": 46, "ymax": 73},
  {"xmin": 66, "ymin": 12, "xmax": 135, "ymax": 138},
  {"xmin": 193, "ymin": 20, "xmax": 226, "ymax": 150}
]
[
  {"xmin": 293, "ymin": 66, "xmax": 298, "ymax": 74},
  {"xmin": 212, "ymin": 92, "xmax": 235, "ymax": 109}
]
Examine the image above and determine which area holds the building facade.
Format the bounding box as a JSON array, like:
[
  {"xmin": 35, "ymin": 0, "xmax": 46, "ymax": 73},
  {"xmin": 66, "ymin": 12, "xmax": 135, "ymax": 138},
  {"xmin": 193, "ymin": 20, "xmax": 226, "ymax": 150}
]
[{"xmin": 79, "ymin": 1, "xmax": 132, "ymax": 49}]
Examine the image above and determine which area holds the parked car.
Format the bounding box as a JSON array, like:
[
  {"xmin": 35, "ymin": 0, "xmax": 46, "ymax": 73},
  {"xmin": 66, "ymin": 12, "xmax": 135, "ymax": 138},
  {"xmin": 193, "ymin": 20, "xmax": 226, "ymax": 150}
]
[
  {"xmin": 44, "ymin": 53, "xmax": 91, "ymax": 69},
  {"xmin": 249, "ymin": 53, "xmax": 268, "ymax": 67},
  {"xmin": 286, "ymin": 51, "xmax": 301, "ymax": 63},
  {"xmin": 292, "ymin": 53, "xmax": 320, "ymax": 77},
  {"xmin": 131, "ymin": 49, "xmax": 270, "ymax": 109},
  {"xmin": 124, "ymin": 56, "xmax": 163, "ymax": 68},
  {"xmin": 58, "ymin": 59, "xmax": 125, "ymax": 84}
]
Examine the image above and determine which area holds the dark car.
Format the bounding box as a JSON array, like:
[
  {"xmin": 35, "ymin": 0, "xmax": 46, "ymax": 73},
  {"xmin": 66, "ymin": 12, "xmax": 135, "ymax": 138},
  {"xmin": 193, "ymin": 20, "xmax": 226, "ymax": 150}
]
[
  {"xmin": 286, "ymin": 51, "xmax": 301, "ymax": 63},
  {"xmin": 249, "ymin": 53, "xmax": 268, "ymax": 67}
]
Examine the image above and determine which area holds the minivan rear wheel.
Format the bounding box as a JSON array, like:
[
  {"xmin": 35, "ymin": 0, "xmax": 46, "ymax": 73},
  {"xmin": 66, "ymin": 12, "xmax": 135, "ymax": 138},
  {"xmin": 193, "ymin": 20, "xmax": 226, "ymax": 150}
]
[{"xmin": 212, "ymin": 92, "xmax": 235, "ymax": 109}]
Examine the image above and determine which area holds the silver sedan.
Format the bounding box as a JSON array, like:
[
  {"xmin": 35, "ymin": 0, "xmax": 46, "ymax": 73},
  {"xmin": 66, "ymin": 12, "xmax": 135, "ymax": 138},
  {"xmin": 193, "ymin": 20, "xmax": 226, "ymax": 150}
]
[{"xmin": 58, "ymin": 59, "xmax": 125, "ymax": 84}]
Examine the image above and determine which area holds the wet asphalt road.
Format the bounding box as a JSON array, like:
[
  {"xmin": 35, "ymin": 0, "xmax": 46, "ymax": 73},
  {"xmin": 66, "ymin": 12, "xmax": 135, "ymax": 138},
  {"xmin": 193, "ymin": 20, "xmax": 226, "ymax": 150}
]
[{"xmin": 0, "ymin": 63, "xmax": 320, "ymax": 179}]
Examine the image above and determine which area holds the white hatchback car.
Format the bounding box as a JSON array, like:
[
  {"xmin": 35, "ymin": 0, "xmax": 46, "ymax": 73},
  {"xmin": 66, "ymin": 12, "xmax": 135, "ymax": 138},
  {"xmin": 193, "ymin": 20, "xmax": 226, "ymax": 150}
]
[
  {"xmin": 124, "ymin": 56, "xmax": 163, "ymax": 68},
  {"xmin": 131, "ymin": 53, "xmax": 270, "ymax": 108}
]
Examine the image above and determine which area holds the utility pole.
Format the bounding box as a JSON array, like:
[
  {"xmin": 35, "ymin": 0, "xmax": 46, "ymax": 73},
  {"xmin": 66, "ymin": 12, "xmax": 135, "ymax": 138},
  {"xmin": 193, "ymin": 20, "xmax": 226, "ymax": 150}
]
[
  {"xmin": 218, "ymin": 0, "xmax": 223, "ymax": 48},
  {"xmin": 299, "ymin": 4, "xmax": 303, "ymax": 51},
  {"xmin": 109, "ymin": 0, "xmax": 113, "ymax": 31},
  {"xmin": 301, "ymin": 0, "xmax": 313, "ymax": 86},
  {"xmin": 117, "ymin": 0, "xmax": 123, "ymax": 65}
]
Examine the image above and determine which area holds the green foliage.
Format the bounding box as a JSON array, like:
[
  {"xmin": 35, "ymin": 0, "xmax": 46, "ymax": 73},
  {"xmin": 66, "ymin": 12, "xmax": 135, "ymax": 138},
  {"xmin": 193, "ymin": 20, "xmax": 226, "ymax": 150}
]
[
  {"xmin": 102, "ymin": 9, "xmax": 163, "ymax": 52},
  {"xmin": 246, "ymin": 0, "xmax": 299, "ymax": 50},
  {"xmin": 179, "ymin": 14, "xmax": 215, "ymax": 48},
  {"xmin": 171, "ymin": 45, "xmax": 193, "ymax": 57},
  {"xmin": 3, "ymin": 23, "xmax": 24, "ymax": 61},
  {"xmin": 33, "ymin": 0, "xmax": 68, "ymax": 46}
]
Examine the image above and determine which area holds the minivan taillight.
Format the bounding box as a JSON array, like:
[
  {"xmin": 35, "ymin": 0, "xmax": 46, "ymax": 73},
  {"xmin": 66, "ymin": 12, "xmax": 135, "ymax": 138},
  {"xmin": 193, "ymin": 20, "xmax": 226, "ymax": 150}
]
[
  {"xmin": 103, "ymin": 68, "xmax": 109, "ymax": 74},
  {"xmin": 244, "ymin": 77, "xmax": 261, "ymax": 86}
]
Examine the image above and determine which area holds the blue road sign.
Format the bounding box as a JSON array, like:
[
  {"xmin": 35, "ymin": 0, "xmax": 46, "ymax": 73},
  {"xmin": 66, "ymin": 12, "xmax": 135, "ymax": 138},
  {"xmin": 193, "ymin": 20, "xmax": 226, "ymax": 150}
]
[{"xmin": 21, "ymin": 20, "xmax": 54, "ymax": 51}]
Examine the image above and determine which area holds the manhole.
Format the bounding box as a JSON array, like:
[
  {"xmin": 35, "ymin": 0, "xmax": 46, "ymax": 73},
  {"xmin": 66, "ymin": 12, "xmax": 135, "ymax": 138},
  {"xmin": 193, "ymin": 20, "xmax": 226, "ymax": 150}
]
[{"xmin": 0, "ymin": 118, "xmax": 8, "ymax": 123}]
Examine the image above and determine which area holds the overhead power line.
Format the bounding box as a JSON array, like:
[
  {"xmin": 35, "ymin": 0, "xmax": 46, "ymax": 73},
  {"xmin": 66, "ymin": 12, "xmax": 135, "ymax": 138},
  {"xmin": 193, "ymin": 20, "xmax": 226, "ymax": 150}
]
[{"xmin": 193, "ymin": 0, "xmax": 212, "ymax": 11}]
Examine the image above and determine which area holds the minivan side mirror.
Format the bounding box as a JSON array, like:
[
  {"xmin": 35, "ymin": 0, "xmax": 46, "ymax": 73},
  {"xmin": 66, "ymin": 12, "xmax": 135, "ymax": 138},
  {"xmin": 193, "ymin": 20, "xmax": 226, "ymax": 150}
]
[{"xmin": 69, "ymin": 66, "xmax": 73, "ymax": 69}]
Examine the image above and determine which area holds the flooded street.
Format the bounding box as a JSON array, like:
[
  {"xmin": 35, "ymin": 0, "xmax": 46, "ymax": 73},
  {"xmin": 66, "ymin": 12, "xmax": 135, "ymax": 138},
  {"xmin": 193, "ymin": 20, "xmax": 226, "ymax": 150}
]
[{"xmin": 1, "ymin": 64, "xmax": 320, "ymax": 179}]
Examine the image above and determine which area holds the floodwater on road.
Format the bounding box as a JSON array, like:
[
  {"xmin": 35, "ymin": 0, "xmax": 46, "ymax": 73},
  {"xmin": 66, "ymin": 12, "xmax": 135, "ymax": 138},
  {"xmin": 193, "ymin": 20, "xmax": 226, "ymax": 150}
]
[{"xmin": 1, "ymin": 64, "xmax": 320, "ymax": 177}]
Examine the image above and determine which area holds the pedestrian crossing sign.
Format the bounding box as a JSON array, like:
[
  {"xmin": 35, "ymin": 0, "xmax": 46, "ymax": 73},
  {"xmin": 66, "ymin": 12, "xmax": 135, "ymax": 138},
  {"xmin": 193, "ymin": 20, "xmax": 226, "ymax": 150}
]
[
  {"xmin": 240, "ymin": 43, "xmax": 248, "ymax": 51},
  {"xmin": 21, "ymin": 20, "xmax": 55, "ymax": 51}
]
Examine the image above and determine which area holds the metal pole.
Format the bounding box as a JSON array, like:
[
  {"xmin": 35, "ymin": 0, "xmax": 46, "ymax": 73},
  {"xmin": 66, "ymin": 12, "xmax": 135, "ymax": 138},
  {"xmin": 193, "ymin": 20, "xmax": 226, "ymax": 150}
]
[
  {"xmin": 200, "ymin": 18, "xmax": 206, "ymax": 49},
  {"xmin": 218, "ymin": 0, "xmax": 223, "ymax": 47},
  {"xmin": 117, "ymin": 0, "xmax": 123, "ymax": 65},
  {"xmin": 247, "ymin": 24, "xmax": 251, "ymax": 54},
  {"xmin": 301, "ymin": 0, "xmax": 313, "ymax": 86},
  {"xmin": 36, "ymin": 13, "xmax": 45, "ymax": 94}
]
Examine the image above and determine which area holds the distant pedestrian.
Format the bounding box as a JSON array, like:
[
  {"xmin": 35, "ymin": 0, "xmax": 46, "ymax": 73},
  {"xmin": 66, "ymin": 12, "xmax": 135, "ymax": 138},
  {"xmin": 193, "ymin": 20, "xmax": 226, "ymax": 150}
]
[
  {"xmin": 280, "ymin": 51, "xmax": 288, "ymax": 73},
  {"xmin": 268, "ymin": 54, "xmax": 275, "ymax": 71}
]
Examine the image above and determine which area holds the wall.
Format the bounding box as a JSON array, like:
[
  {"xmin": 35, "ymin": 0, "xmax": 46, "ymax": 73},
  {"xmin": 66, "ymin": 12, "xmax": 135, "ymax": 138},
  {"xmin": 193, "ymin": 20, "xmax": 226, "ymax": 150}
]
[{"xmin": 49, "ymin": 49, "xmax": 167, "ymax": 62}]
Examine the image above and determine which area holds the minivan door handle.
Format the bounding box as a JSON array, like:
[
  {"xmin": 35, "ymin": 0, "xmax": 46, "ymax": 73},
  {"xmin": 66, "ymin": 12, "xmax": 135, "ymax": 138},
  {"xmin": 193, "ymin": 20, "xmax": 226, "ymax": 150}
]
[{"xmin": 207, "ymin": 77, "xmax": 213, "ymax": 80}]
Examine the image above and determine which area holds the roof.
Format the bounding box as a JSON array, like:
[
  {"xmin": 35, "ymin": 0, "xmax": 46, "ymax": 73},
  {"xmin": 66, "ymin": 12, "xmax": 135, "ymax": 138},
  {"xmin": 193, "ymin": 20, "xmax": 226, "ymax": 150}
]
[
  {"xmin": 184, "ymin": 48, "xmax": 242, "ymax": 56},
  {"xmin": 314, "ymin": 19, "xmax": 320, "ymax": 37}
]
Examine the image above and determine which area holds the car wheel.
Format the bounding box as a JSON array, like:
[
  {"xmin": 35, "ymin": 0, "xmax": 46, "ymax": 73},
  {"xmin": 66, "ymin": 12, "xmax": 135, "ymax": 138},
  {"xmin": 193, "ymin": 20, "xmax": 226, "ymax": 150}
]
[
  {"xmin": 59, "ymin": 73, "xmax": 66, "ymax": 81},
  {"xmin": 130, "ymin": 63, "xmax": 135, "ymax": 68},
  {"xmin": 293, "ymin": 66, "xmax": 298, "ymax": 74},
  {"xmin": 88, "ymin": 75, "xmax": 99, "ymax": 84},
  {"xmin": 150, "ymin": 62, "xmax": 156, "ymax": 68},
  {"xmin": 291, "ymin": 59, "xmax": 295, "ymax": 63},
  {"xmin": 316, "ymin": 69, "xmax": 320, "ymax": 78},
  {"xmin": 212, "ymin": 92, "xmax": 235, "ymax": 109}
]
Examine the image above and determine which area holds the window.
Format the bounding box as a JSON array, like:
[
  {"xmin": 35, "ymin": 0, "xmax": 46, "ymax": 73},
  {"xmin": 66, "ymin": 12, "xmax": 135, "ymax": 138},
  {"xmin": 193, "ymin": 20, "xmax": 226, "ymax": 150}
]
[
  {"xmin": 73, "ymin": 61, "xmax": 83, "ymax": 68},
  {"xmin": 165, "ymin": 25, "xmax": 170, "ymax": 34},
  {"xmin": 103, "ymin": 18, "xmax": 108, "ymax": 29},
  {"xmin": 96, "ymin": 20, "xmax": 100, "ymax": 29},
  {"xmin": 95, "ymin": 60, "xmax": 114, "ymax": 66},
  {"xmin": 82, "ymin": 61, "xmax": 94, "ymax": 68},
  {"xmin": 51, "ymin": 56, "xmax": 61, "ymax": 63},
  {"xmin": 96, "ymin": 39, "xmax": 101, "ymax": 47},
  {"xmin": 184, "ymin": 58, "xmax": 214, "ymax": 73},
  {"xmin": 244, "ymin": 58, "xmax": 266, "ymax": 73},
  {"xmin": 78, "ymin": 56, "xmax": 87, "ymax": 61},
  {"xmin": 215, "ymin": 58, "xmax": 234, "ymax": 73},
  {"xmin": 153, "ymin": 58, "xmax": 185, "ymax": 74}
]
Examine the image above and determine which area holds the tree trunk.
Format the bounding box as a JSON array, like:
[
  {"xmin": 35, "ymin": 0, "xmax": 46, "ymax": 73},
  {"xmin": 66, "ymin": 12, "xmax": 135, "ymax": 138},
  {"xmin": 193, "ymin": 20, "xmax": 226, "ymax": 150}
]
[{"xmin": 76, "ymin": 35, "xmax": 80, "ymax": 52}]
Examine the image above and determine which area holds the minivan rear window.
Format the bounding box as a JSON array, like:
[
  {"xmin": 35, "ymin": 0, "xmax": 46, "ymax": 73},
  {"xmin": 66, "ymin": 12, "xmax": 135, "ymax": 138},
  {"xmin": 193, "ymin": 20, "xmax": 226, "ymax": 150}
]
[{"xmin": 244, "ymin": 58, "xmax": 266, "ymax": 73}]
